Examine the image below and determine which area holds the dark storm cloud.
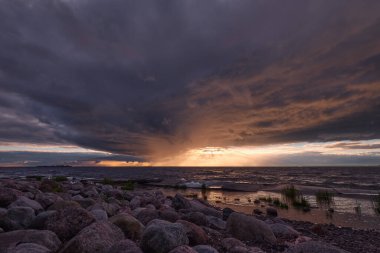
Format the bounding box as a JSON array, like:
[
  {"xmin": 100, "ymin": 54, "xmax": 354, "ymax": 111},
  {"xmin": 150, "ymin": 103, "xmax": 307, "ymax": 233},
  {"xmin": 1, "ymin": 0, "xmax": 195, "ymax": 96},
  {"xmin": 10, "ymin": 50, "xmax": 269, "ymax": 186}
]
[
  {"xmin": 0, "ymin": 151, "xmax": 142, "ymax": 167},
  {"xmin": 1, "ymin": 0, "xmax": 380, "ymax": 161}
]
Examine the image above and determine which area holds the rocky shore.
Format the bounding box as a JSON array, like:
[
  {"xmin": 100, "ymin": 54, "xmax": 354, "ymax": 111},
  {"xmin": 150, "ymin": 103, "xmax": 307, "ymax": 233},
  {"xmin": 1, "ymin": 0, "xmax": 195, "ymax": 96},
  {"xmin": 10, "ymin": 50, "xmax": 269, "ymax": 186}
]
[{"xmin": 0, "ymin": 178, "xmax": 379, "ymax": 253}]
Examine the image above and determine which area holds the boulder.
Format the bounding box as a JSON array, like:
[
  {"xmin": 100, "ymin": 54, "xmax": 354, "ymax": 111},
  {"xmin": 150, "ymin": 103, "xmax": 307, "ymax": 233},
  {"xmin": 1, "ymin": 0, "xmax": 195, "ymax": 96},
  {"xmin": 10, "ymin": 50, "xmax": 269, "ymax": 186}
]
[
  {"xmin": 206, "ymin": 216, "xmax": 226, "ymax": 230},
  {"xmin": 182, "ymin": 212, "xmax": 208, "ymax": 226},
  {"xmin": 59, "ymin": 221, "xmax": 124, "ymax": 253},
  {"xmin": 91, "ymin": 209, "xmax": 108, "ymax": 221},
  {"xmin": 0, "ymin": 207, "xmax": 35, "ymax": 231},
  {"xmin": 130, "ymin": 196, "xmax": 142, "ymax": 210},
  {"xmin": 109, "ymin": 213, "xmax": 144, "ymax": 240},
  {"xmin": 159, "ymin": 210, "xmax": 180, "ymax": 222},
  {"xmin": 189, "ymin": 200, "xmax": 222, "ymax": 218},
  {"xmin": 74, "ymin": 198, "xmax": 96, "ymax": 209},
  {"xmin": 169, "ymin": 245, "xmax": 197, "ymax": 253},
  {"xmin": 141, "ymin": 219, "xmax": 189, "ymax": 253},
  {"xmin": 9, "ymin": 196, "xmax": 43, "ymax": 213},
  {"xmin": 0, "ymin": 187, "xmax": 22, "ymax": 207},
  {"xmin": 176, "ymin": 220, "xmax": 208, "ymax": 246},
  {"xmin": 192, "ymin": 245, "xmax": 219, "ymax": 253},
  {"xmin": 221, "ymin": 238, "xmax": 246, "ymax": 252},
  {"xmin": 270, "ymin": 223, "xmax": 299, "ymax": 239},
  {"xmin": 172, "ymin": 194, "xmax": 192, "ymax": 210},
  {"xmin": 286, "ymin": 241, "xmax": 349, "ymax": 253},
  {"xmin": 35, "ymin": 193, "xmax": 63, "ymax": 209},
  {"xmin": 222, "ymin": 208, "xmax": 234, "ymax": 221},
  {"xmin": 45, "ymin": 207, "xmax": 95, "ymax": 241},
  {"xmin": 89, "ymin": 202, "xmax": 120, "ymax": 217},
  {"xmin": 135, "ymin": 208, "xmax": 159, "ymax": 225},
  {"xmin": 266, "ymin": 208, "xmax": 277, "ymax": 217},
  {"xmin": 226, "ymin": 212, "xmax": 276, "ymax": 244},
  {"xmin": 0, "ymin": 229, "xmax": 61, "ymax": 252},
  {"xmin": 47, "ymin": 200, "xmax": 80, "ymax": 211},
  {"xmin": 107, "ymin": 239, "xmax": 143, "ymax": 253},
  {"xmin": 30, "ymin": 211, "xmax": 56, "ymax": 229},
  {"xmin": 6, "ymin": 243, "xmax": 51, "ymax": 253}
]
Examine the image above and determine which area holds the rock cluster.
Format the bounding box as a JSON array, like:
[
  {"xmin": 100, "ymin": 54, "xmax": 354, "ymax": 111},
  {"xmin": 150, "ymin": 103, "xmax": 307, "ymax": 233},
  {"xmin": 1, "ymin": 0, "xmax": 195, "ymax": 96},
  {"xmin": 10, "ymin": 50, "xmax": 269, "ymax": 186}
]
[{"xmin": 0, "ymin": 178, "xmax": 352, "ymax": 253}]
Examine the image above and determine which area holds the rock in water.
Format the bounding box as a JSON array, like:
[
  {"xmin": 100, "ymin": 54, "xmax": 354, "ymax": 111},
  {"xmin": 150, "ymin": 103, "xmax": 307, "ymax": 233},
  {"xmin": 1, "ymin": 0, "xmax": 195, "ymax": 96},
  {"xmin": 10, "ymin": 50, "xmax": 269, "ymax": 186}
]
[
  {"xmin": 266, "ymin": 208, "xmax": 278, "ymax": 217},
  {"xmin": 0, "ymin": 229, "xmax": 61, "ymax": 252},
  {"xmin": 107, "ymin": 239, "xmax": 143, "ymax": 253},
  {"xmin": 45, "ymin": 207, "xmax": 95, "ymax": 241},
  {"xmin": 59, "ymin": 221, "xmax": 124, "ymax": 253},
  {"xmin": 226, "ymin": 212, "xmax": 277, "ymax": 244},
  {"xmin": 192, "ymin": 245, "xmax": 219, "ymax": 253},
  {"xmin": 141, "ymin": 219, "xmax": 189, "ymax": 253},
  {"xmin": 0, "ymin": 207, "xmax": 35, "ymax": 231},
  {"xmin": 286, "ymin": 241, "xmax": 349, "ymax": 253},
  {"xmin": 109, "ymin": 213, "xmax": 144, "ymax": 240}
]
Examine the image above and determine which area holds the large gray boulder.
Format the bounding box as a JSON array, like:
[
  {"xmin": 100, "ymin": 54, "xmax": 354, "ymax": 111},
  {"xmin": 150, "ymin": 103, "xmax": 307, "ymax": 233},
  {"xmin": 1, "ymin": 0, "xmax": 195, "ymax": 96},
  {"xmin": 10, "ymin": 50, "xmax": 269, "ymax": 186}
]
[
  {"xmin": 135, "ymin": 208, "xmax": 159, "ymax": 225},
  {"xmin": 107, "ymin": 239, "xmax": 143, "ymax": 253},
  {"xmin": 59, "ymin": 221, "xmax": 124, "ymax": 253},
  {"xmin": 176, "ymin": 220, "xmax": 208, "ymax": 246},
  {"xmin": 269, "ymin": 223, "xmax": 300, "ymax": 239},
  {"xmin": 45, "ymin": 207, "xmax": 95, "ymax": 241},
  {"xmin": 286, "ymin": 241, "xmax": 349, "ymax": 253},
  {"xmin": 109, "ymin": 213, "xmax": 144, "ymax": 240},
  {"xmin": 91, "ymin": 209, "xmax": 108, "ymax": 221},
  {"xmin": 226, "ymin": 212, "xmax": 276, "ymax": 244},
  {"xmin": 9, "ymin": 196, "xmax": 43, "ymax": 213},
  {"xmin": 0, "ymin": 229, "xmax": 61, "ymax": 252},
  {"xmin": 0, "ymin": 207, "xmax": 35, "ymax": 231},
  {"xmin": 141, "ymin": 219, "xmax": 189, "ymax": 253},
  {"xmin": 30, "ymin": 211, "xmax": 57, "ymax": 229},
  {"xmin": 0, "ymin": 187, "xmax": 22, "ymax": 208},
  {"xmin": 206, "ymin": 216, "xmax": 226, "ymax": 230}
]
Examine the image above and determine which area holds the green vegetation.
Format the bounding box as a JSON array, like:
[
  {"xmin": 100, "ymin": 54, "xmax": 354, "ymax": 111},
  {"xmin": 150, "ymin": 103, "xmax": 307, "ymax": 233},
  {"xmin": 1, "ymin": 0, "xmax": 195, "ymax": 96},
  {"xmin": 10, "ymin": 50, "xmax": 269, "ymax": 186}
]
[
  {"xmin": 26, "ymin": 175, "xmax": 43, "ymax": 181},
  {"xmin": 53, "ymin": 176, "xmax": 68, "ymax": 182},
  {"xmin": 281, "ymin": 185, "xmax": 301, "ymax": 201},
  {"xmin": 373, "ymin": 193, "xmax": 380, "ymax": 215},
  {"xmin": 315, "ymin": 190, "xmax": 335, "ymax": 207},
  {"xmin": 121, "ymin": 180, "xmax": 135, "ymax": 191},
  {"xmin": 102, "ymin": 177, "xmax": 114, "ymax": 185},
  {"xmin": 272, "ymin": 198, "xmax": 289, "ymax": 209},
  {"xmin": 281, "ymin": 185, "xmax": 310, "ymax": 211}
]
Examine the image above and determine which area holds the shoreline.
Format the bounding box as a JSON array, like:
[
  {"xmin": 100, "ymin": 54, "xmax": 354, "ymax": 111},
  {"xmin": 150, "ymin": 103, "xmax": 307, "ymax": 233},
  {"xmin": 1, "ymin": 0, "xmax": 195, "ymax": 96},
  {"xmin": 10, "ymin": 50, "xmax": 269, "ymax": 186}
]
[{"xmin": 1, "ymin": 178, "xmax": 380, "ymax": 253}]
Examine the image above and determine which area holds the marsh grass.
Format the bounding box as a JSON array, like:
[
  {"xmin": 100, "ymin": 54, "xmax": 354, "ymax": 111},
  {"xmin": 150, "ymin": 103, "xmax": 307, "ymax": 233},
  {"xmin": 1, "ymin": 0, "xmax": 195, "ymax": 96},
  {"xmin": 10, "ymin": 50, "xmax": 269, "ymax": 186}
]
[
  {"xmin": 53, "ymin": 176, "xmax": 68, "ymax": 182},
  {"xmin": 281, "ymin": 185, "xmax": 310, "ymax": 211},
  {"xmin": 316, "ymin": 190, "xmax": 335, "ymax": 207},
  {"xmin": 373, "ymin": 193, "xmax": 380, "ymax": 215},
  {"xmin": 102, "ymin": 177, "xmax": 114, "ymax": 185},
  {"xmin": 121, "ymin": 180, "xmax": 135, "ymax": 191}
]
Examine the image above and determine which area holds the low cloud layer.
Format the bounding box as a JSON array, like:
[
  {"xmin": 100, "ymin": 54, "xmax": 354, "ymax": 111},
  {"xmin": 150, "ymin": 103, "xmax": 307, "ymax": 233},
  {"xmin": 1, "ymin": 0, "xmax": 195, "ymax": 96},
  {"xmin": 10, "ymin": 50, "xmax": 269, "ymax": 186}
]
[{"xmin": 1, "ymin": 0, "xmax": 380, "ymax": 164}]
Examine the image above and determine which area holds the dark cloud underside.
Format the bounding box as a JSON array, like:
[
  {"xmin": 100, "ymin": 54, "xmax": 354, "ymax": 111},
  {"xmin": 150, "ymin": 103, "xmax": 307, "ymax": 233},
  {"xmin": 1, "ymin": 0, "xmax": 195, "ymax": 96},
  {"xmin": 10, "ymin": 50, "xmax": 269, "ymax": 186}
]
[{"xmin": 0, "ymin": 0, "xmax": 380, "ymax": 161}]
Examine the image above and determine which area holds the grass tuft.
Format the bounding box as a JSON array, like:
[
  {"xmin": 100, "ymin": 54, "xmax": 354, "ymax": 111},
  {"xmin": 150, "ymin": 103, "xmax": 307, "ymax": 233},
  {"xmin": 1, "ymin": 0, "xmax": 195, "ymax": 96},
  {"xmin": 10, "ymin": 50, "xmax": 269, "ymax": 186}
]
[
  {"xmin": 316, "ymin": 190, "xmax": 335, "ymax": 207},
  {"xmin": 121, "ymin": 180, "xmax": 135, "ymax": 191}
]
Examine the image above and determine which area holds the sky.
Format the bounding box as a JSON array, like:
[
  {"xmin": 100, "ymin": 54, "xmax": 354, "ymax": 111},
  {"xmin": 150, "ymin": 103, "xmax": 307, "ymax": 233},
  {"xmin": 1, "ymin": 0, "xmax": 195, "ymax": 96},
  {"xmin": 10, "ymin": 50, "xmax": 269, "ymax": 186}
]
[{"xmin": 0, "ymin": 0, "xmax": 380, "ymax": 167}]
